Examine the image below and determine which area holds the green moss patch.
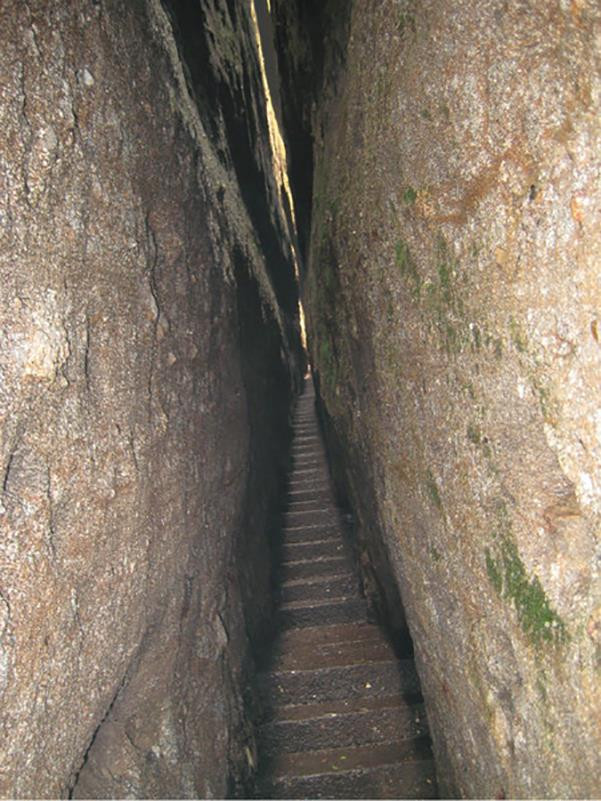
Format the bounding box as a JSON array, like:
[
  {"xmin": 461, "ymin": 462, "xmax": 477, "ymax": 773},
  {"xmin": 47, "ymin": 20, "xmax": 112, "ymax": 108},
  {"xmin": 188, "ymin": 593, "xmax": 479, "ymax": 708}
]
[
  {"xmin": 425, "ymin": 469, "xmax": 443, "ymax": 511},
  {"xmin": 509, "ymin": 316, "xmax": 528, "ymax": 353},
  {"xmin": 402, "ymin": 186, "xmax": 417, "ymax": 205},
  {"xmin": 395, "ymin": 239, "xmax": 421, "ymax": 300},
  {"xmin": 467, "ymin": 423, "xmax": 482, "ymax": 446},
  {"xmin": 485, "ymin": 528, "xmax": 568, "ymax": 648}
]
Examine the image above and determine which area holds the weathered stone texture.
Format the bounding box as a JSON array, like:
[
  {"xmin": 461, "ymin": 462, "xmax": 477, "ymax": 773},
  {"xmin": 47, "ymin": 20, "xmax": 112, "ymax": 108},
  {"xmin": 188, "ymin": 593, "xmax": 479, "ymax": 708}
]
[
  {"xmin": 0, "ymin": 0, "xmax": 300, "ymax": 797},
  {"xmin": 292, "ymin": 1, "xmax": 601, "ymax": 797}
]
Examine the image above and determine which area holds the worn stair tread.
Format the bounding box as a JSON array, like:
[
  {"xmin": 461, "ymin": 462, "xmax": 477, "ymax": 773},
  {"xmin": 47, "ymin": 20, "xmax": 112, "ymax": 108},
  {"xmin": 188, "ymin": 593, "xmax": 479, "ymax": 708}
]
[
  {"xmin": 263, "ymin": 738, "xmax": 433, "ymax": 780},
  {"xmin": 280, "ymin": 557, "xmax": 350, "ymax": 580},
  {"xmin": 282, "ymin": 534, "xmax": 342, "ymax": 545},
  {"xmin": 285, "ymin": 508, "xmax": 339, "ymax": 522},
  {"xmin": 286, "ymin": 496, "xmax": 333, "ymax": 507},
  {"xmin": 283, "ymin": 523, "xmax": 343, "ymax": 536},
  {"xmin": 286, "ymin": 498, "xmax": 334, "ymax": 510},
  {"xmin": 282, "ymin": 531, "xmax": 344, "ymax": 544},
  {"xmin": 287, "ymin": 484, "xmax": 329, "ymax": 495},
  {"xmin": 279, "ymin": 552, "xmax": 350, "ymax": 566},
  {"xmin": 281, "ymin": 571, "xmax": 356, "ymax": 588},
  {"xmin": 287, "ymin": 484, "xmax": 330, "ymax": 495},
  {"xmin": 283, "ymin": 519, "xmax": 341, "ymax": 534},
  {"xmin": 262, "ymin": 759, "xmax": 438, "ymax": 799},
  {"xmin": 272, "ymin": 638, "xmax": 397, "ymax": 672},
  {"xmin": 276, "ymin": 597, "xmax": 368, "ymax": 631},
  {"xmin": 280, "ymin": 574, "xmax": 358, "ymax": 600},
  {"xmin": 282, "ymin": 524, "xmax": 340, "ymax": 537},
  {"xmin": 279, "ymin": 593, "xmax": 364, "ymax": 610},
  {"xmin": 284, "ymin": 517, "xmax": 340, "ymax": 528},
  {"xmin": 275, "ymin": 621, "xmax": 388, "ymax": 649},
  {"xmin": 279, "ymin": 574, "xmax": 358, "ymax": 602},
  {"xmin": 259, "ymin": 659, "xmax": 420, "ymax": 707},
  {"xmin": 287, "ymin": 481, "xmax": 331, "ymax": 492},
  {"xmin": 282, "ymin": 527, "xmax": 342, "ymax": 544},
  {"xmin": 280, "ymin": 559, "xmax": 357, "ymax": 589},
  {"xmin": 259, "ymin": 702, "xmax": 428, "ymax": 756},
  {"xmin": 265, "ymin": 693, "xmax": 424, "ymax": 723},
  {"xmin": 285, "ymin": 497, "xmax": 334, "ymax": 510},
  {"xmin": 281, "ymin": 541, "xmax": 346, "ymax": 563},
  {"xmin": 269, "ymin": 636, "xmax": 398, "ymax": 670},
  {"xmin": 285, "ymin": 505, "xmax": 337, "ymax": 515}
]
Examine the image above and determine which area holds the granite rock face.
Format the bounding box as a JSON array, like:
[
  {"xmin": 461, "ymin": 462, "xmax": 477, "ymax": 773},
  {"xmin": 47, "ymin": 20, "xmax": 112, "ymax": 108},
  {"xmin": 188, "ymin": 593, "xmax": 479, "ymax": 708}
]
[
  {"xmin": 0, "ymin": 0, "xmax": 301, "ymax": 797},
  {"xmin": 276, "ymin": 0, "xmax": 601, "ymax": 797}
]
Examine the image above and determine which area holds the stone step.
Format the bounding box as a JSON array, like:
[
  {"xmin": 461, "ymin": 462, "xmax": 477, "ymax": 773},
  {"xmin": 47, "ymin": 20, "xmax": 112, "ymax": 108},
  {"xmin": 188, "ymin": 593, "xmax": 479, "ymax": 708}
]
[
  {"xmin": 284, "ymin": 515, "xmax": 342, "ymax": 528},
  {"xmin": 285, "ymin": 498, "xmax": 335, "ymax": 512},
  {"xmin": 280, "ymin": 573, "xmax": 357, "ymax": 603},
  {"xmin": 272, "ymin": 635, "xmax": 397, "ymax": 672},
  {"xmin": 292, "ymin": 449, "xmax": 323, "ymax": 460},
  {"xmin": 276, "ymin": 596, "xmax": 367, "ymax": 630},
  {"xmin": 290, "ymin": 452, "xmax": 325, "ymax": 463},
  {"xmin": 259, "ymin": 697, "xmax": 429, "ymax": 755},
  {"xmin": 293, "ymin": 433, "xmax": 320, "ymax": 443},
  {"xmin": 288, "ymin": 467, "xmax": 326, "ymax": 478},
  {"xmin": 291, "ymin": 444, "xmax": 323, "ymax": 456},
  {"xmin": 286, "ymin": 487, "xmax": 333, "ymax": 504},
  {"xmin": 292, "ymin": 447, "xmax": 324, "ymax": 457},
  {"xmin": 287, "ymin": 479, "xmax": 331, "ymax": 494},
  {"xmin": 293, "ymin": 460, "xmax": 328, "ymax": 476},
  {"xmin": 284, "ymin": 504, "xmax": 338, "ymax": 516},
  {"xmin": 259, "ymin": 743, "xmax": 437, "ymax": 799},
  {"xmin": 281, "ymin": 536, "xmax": 344, "ymax": 561},
  {"xmin": 282, "ymin": 526, "xmax": 342, "ymax": 544},
  {"xmin": 274, "ymin": 621, "xmax": 388, "ymax": 653},
  {"xmin": 288, "ymin": 469, "xmax": 327, "ymax": 483},
  {"xmin": 280, "ymin": 556, "xmax": 350, "ymax": 581},
  {"xmin": 284, "ymin": 507, "xmax": 339, "ymax": 526},
  {"xmin": 258, "ymin": 658, "xmax": 420, "ymax": 708},
  {"xmin": 287, "ymin": 483, "xmax": 330, "ymax": 495}
]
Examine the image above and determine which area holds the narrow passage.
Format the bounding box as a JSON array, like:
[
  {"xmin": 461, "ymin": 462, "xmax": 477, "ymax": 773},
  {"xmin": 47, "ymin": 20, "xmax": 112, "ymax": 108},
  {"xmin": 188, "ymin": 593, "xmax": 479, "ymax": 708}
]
[{"xmin": 255, "ymin": 377, "xmax": 438, "ymax": 799}]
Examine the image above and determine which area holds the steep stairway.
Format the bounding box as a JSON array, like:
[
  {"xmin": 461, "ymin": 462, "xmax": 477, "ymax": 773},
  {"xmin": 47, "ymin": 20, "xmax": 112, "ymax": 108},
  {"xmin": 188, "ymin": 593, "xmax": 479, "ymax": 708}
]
[{"xmin": 255, "ymin": 378, "xmax": 438, "ymax": 799}]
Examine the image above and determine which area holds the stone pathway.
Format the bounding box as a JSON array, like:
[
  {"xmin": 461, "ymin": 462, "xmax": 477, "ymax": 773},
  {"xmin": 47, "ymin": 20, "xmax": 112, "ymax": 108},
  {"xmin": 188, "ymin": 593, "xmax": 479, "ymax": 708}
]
[{"xmin": 255, "ymin": 378, "xmax": 438, "ymax": 799}]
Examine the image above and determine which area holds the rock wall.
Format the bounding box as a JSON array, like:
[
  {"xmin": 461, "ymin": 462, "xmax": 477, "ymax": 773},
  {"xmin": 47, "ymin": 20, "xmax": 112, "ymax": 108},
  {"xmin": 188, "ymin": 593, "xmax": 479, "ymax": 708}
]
[
  {"xmin": 276, "ymin": 0, "xmax": 601, "ymax": 797},
  {"xmin": 0, "ymin": 1, "xmax": 302, "ymax": 797}
]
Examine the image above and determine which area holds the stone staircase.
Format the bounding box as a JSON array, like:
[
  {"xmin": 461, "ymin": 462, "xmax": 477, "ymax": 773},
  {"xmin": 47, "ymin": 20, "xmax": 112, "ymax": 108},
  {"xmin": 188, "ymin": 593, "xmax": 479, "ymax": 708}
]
[{"xmin": 254, "ymin": 379, "xmax": 438, "ymax": 799}]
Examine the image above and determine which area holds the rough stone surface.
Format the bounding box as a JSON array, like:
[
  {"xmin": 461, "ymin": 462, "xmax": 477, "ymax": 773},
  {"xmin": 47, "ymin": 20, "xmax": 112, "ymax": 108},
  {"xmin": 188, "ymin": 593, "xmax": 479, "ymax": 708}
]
[
  {"xmin": 276, "ymin": 1, "xmax": 601, "ymax": 797},
  {"xmin": 0, "ymin": 0, "xmax": 301, "ymax": 797}
]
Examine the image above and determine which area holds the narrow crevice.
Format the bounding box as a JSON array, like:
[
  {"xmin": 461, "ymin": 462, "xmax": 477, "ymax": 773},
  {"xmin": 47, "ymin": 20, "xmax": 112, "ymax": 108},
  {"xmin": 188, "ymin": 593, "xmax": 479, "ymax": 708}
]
[
  {"xmin": 68, "ymin": 665, "xmax": 133, "ymax": 798},
  {"xmin": 2, "ymin": 1, "xmax": 598, "ymax": 798},
  {"xmin": 252, "ymin": 377, "xmax": 437, "ymax": 799}
]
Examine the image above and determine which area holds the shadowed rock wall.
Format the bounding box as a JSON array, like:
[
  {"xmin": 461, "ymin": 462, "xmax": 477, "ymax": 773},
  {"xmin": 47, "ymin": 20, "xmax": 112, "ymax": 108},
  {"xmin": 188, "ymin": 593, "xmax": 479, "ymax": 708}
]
[
  {"xmin": 275, "ymin": 0, "xmax": 601, "ymax": 797},
  {"xmin": 0, "ymin": 0, "xmax": 302, "ymax": 797}
]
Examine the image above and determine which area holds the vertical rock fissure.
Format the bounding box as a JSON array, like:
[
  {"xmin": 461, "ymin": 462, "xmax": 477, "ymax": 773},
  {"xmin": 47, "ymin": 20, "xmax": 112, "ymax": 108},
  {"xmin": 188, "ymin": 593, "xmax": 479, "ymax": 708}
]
[{"xmin": 2, "ymin": 1, "xmax": 599, "ymax": 798}]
